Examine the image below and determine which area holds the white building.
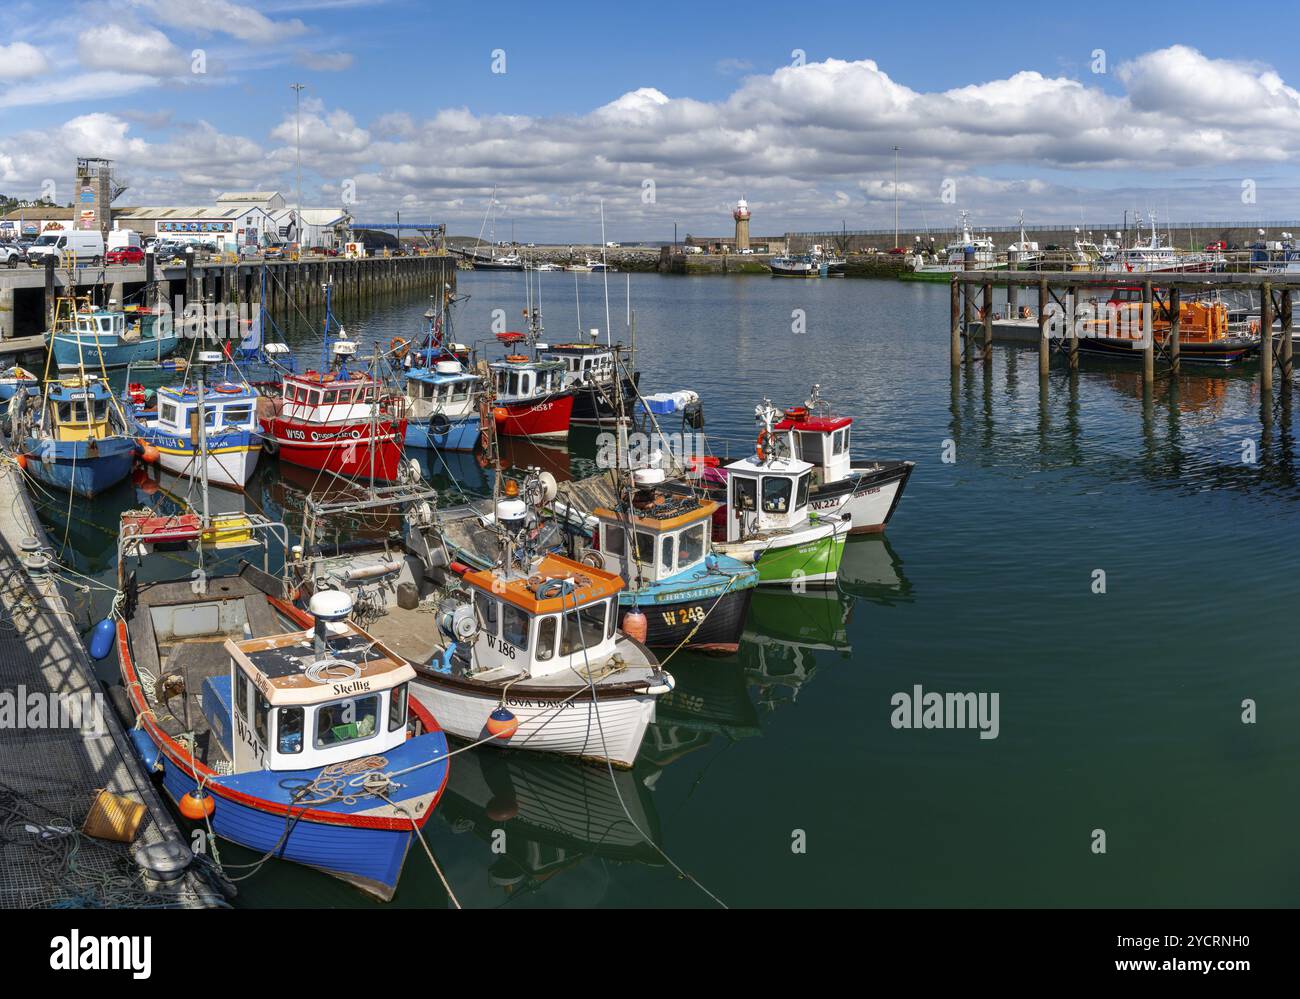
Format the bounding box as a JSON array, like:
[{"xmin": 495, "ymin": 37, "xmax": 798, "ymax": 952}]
[{"xmin": 115, "ymin": 192, "xmax": 350, "ymax": 250}]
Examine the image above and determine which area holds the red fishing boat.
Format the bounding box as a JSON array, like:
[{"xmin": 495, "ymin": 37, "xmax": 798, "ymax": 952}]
[
  {"xmin": 258, "ymin": 369, "xmax": 408, "ymax": 482},
  {"xmin": 489, "ymin": 333, "xmax": 574, "ymax": 438}
]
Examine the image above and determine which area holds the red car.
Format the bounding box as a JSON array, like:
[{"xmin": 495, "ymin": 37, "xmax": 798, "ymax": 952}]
[{"xmin": 106, "ymin": 246, "xmax": 145, "ymax": 265}]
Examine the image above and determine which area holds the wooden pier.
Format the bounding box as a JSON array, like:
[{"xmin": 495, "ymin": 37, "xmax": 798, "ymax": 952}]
[
  {"xmin": 950, "ymin": 271, "xmax": 1299, "ymax": 389},
  {"xmin": 0, "ymin": 463, "xmax": 225, "ymax": 908},
  {"xmin": 0, "ymin": 252, "xmax": 457, "ymax": 345}
]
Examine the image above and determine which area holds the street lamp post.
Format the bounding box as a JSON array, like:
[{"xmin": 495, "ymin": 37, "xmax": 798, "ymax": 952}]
[
  {"xmin": 291, "ymin": 82, "xmax": 306, "ymax": 244},
  {"xmin": 893, "ymin": 145, "xmax": 900, "ymax": 250}
]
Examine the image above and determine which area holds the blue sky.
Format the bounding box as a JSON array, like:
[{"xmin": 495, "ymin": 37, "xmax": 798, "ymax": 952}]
[{"xmin": 3, "ymin": 0, "xmax": 1300, "ymax": 240}]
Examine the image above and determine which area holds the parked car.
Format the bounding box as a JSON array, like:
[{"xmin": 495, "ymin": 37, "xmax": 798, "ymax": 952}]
[
  {"xmin": 0, "ymin": 244, "xmax": 24, "ymax": 268},
  {"xmin": 106, "ymin": 246, "xmax": 145, "ymax": 266},
  {"xmin": 1204, "ymin": 241, "xmax": 1227, "ymax": 252},
  {"xmin": 263, "ymin": 244, "xmax": 285, "ymax": 260}
]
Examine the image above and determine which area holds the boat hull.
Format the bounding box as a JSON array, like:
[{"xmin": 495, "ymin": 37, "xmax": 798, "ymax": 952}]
[
  {"xmin": 570, "ymin": 373, "xmax": 640, "ymax": 425},
  {"xmin": 628, "ymin": 581, "xmax": 755, "ymax": 653},
  {"xmin": 404, "ymin": 412, "xmax": 481, "ymax": 451},
  {"xmin": 807, "ymin": 461, "xmax": 913, "ymax": 534},
  {"xmin": 495, "ymin": 391, "xmax": 574, "ymax": 438},
  {"xmin": 717, "ymin": 521, "xmax": 850, "ymax": 587},
  {"xmin": 260, "ymin": 416, "xmax": 408, "ymax": 481},
  {"xmin": 22, "ymin": 435, "xmax": 136, "ymax": 497},
  {"xmin": 411, "ymin": 678, "xmax": 660, "ymax": 768},
  {"xmin": 1076, "ymin": 336, "xmax": 1257, "ymax": 365},
  {"xmin": 51, "ymin": 332, "xmax": 180, "ymax": 370}
]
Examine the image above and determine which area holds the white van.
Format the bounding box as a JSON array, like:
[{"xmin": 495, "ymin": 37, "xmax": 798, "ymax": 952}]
[
  {"xmin": 26, "ymin": 230, "xmax": 105, "ymax": 266},
  {"xmin": 107, "ymin": 229, "xmax": 142, "ymax": 251}
]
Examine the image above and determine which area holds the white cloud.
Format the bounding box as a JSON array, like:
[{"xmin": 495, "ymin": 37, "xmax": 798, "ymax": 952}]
[
  {"xmin": 77, "ymin": 24, "xmax": 191, "ymax": 77},
  {"xmin": 294, "ymin": 49, "xmax": 354, "ymax": 71},
  {"xmin": 141, "ymin": 0, "xmax": 308, "ymax": 44},
  {"xmin": 0, "ymin": 42, "xmax": 50, "ymax": 79}
]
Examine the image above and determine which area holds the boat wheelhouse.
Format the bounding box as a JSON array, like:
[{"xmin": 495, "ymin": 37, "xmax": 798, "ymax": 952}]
[
  {"xmin": 403, "ymin": 359, "xmax": 483, "ymax": 451},
  {"xmin": 412, "ymin": 551, "xmax": 673, "ymax": 767},
  {"xmin": 588, "ymin": 468, "xmax": 758, "ymax": 652},
  {"xmin": 259, "ymin": 369, "xmax": 408, "ymax": 481},
  {"xmin": 714, "ymin": 450, "xmax": 850, "ymax": 586},
  {"xmin": 772, "ymin": 388, "xmax": 914, "ymax": 533},
  {"xmin": 537, "ymin": 339, "xmax": 639, "ymax": 425},
  {"xmin": 489, "ymin": 351, "xmax": 574, "ymax": 438},
  {"xmin": 1076, "ymin": 290, "xmax": 1258, "ymax": 365},
  {"xmin": 48, "ymin": 299, "xmax": 179, "ymax": 370},
  {"xmin": 130, "ymin": 375, "xmax": 263, "ymax": 489},
  {"xmin": 19, "ymin": 375, "xmax": 135, "ymax": 497}
]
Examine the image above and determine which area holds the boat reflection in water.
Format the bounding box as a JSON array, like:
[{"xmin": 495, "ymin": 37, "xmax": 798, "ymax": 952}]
[
  {"xmin": 837, "ymin": 534, "xmax": 914, "ymax": 605},
  {"xmin": 641, "ymin": 655, "xmax": 763, "ymax": 768},
  {"xmin": 437, "ymin": 748, "xmax": 663, "ymax": 906}
]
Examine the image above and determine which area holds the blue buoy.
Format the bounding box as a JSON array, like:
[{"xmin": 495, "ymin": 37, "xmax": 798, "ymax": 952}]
[
  {"xmin": 129, "ymin": 727, "xmax": 161, "ymax": 773},
  {"xmin": 89, "ymin": 618, "xmax": 115, "ymax": 661}
]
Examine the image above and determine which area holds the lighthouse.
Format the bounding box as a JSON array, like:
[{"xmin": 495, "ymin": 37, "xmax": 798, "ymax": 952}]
[{"xmin": 733, "ymin": 197, "xmax": 751, "ymax": 251}]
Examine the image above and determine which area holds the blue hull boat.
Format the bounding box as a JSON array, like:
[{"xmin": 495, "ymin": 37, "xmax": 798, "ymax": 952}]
[
  {"xmin": 404, "ymin": 412, "xmax": 481, "ymax": 451},
  {"xmin": 51, "ymin": 330, "xmax": 181, "ymax": 370},
  {"xmin": 22, "ymin": 435, "xmax": 136, "ymax": 497}
]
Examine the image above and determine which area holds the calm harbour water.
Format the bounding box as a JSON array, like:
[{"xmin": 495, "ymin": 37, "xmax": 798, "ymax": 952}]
[{"xmin": 54, "ymin": 270, "xmax": 1300, "ymax": 907}]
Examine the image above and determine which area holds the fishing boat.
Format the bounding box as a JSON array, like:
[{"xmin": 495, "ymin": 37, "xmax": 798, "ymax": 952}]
[
  {"xmin": 47, "ymin": 297, "xmax": 179, "ymax": 370},
  {"xmin": 14, "ymin": 375, "xmax": 136, "ymax": 497},
  {"xmin": 693, "ymin": 401, "xmax": 852, "ymax": 586},
  {"xmin": 768, "ymin": 385, "xmax": 913, "ymax": 533},
  {"xmin": 126, "ymin": 357, "xmax": 263, "ymax": 490},
  {"xmin": 912, "ymin": 212, "xmax": 999, "ymax": 274},
  {"xmin": 257, "ymin": 286, "xmax": 408, "ymax": 481},
  {"xmin": 111, "ymin": 514, "xmax": 450, "ymax": 901},
  {"xmin": 1108, "ymin": 213, "xmax": 1224, "ymax": 274},
  {"xmin": 489, "ymin": 336, "xmax": 574, "ymax": 439},
  {"xmin": 468, "ymin": 249, "xmax": 524, "ymax": 271},
  {"xmin": 404, "ymin": 360, "xmax": 483, "ymax": 451},
  {"xmin": 769, "ymin": 253, "xmax": 829, "ymax": 278},
  {"xmin": 0, "ymin": 364, "xmax": 38, "ymax": 401},
  {"xmin": 537, "ymin": 339, "xmax": 639, "ymax": 425},
  {"xmin": 287, "ymin": 481, "xmax": 675, "ymax": 768},
  {"xmin": 579, "ymin": 466, "xmax": 759, "ymax": 653}
]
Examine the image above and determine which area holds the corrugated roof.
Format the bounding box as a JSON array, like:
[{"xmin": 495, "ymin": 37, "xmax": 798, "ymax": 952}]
[{"xmin": 216, "ymin": 191, "xmax": 279, "ymax": 202}]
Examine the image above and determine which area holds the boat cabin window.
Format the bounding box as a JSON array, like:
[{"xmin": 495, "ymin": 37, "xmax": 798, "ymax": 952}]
[
  {"xmin": 314, "ymin": 694, "xmax": 379, "ymax": 749},
  {"xmin": 235, "ymin": 671, "xmax": 249, "ymax": 718},
  {"xmin": 733, "ymin": 475, "xmax": 758, "ymax": 512},
  {"xmin": 536, "ymin": 616, "xmax": 557, "ymax": 661},
  {"xmin": 796, "ymin": 472, "xmax": 810, "ymax": 509},
  {"xmin": 160, "ymin": 401, "xmax": 179, "ymax": 425},
  {"xmin": 560, "ymin": 600, "xmax": 608, "ymax": 655},
  {"xmin": 476, "ymin": 592, "xmax": 500, "ymax": 637},
  {"xmin": 659, "ymin": 534, "xmax": 675, "ymax": 574},
  {"xmin": 502, "ymin": 603, "xmax": 530, "ymax": 651},
  {"xmin": 678, "ymin": 523, "xmax": 706, "ymax": 568},
  {"xmin": 254, "ymin": 691, "xmax": 270, "ymax": 747},
  {"xmin": 602, "ymin": 523, "xmax": 625, "ymax": 557},
  {"xmin": 634, "ymin": 530, "xmax": 654, "ymax": 565},
  {"xmin": 387, "ymin": 683, "xmax": 408, "ymax": 733},
  {"xmin": 223, "ymin": 405, "xmax": 252, "ymax": 428},
  {"xmin": 277, "ymin": 707, "xmax": 304, "ymax": 754},
  {"xmin": 762, "ymin": 475, "xmax": 792, "ymax": 514},
  {"xmin": 798, "ymin": 431, "xmax": 826, "ymax": 464},
  {"xmin": 832, "ymin": 428, "xmax": 848, "ymax": 455}
]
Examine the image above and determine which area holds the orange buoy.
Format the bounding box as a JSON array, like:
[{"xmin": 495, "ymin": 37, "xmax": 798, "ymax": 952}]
[
  {"xmin": 179, "ymin": 790, "xmax": 215, "ymax": 820},
  {"xmin": 621, "ymin": 609, "xmax": 648, "ymax": 644},
  {"xmin": 486, "ymin": 706, "xmax": 519, "ymax": 740},
  {"xmin": 142, "ymin": 444, "xmax": 160, "ymax": 465},
  {"xmin": 493, "ymin": 406, "xmax": 508, "ymax": 423},
  {"xmin": 15, "ymin": 454, "xmax": 27, "ymax": 471}
]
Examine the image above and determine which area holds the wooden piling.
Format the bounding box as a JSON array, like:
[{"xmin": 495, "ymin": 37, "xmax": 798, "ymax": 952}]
[
  {"xmin": 1261, "ymin": 281, "xmax": 1274, "ymax": 393},
  {"xmin": 1168, "ymin": 285, "xmax": 1180, "ymax": 375},
  {"xmin": 949, "ymin": 279, "xmax": 960, "ymax": 367},
  {"xmin": 1067, "ymin": 285, "xmax": 1078, "ymax": 370},
  {"xmin": 1038, "ymin": 279, "xmax": 1049, "ymax": 378},
  {"xmin": 982, "ymin": 281, "xmax": 993, "ymax": 365},
  {"xmin": 1142, "ymin": 279, "xmax": 1154, "ymax": 385},
  {"xmin": 1281, "ymin": 289, "xmax": 1293, "ymax": 382}
]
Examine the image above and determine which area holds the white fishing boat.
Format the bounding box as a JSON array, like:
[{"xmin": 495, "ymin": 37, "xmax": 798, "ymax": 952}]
[{"xmin": 913, "ymin": 212, "xmax": 998, "ymax": 274}]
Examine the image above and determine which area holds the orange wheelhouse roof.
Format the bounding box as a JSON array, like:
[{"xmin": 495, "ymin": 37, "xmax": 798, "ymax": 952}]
[{"xmin": 463, "ymin": 554, "xmax": 624, "ymax": 616}]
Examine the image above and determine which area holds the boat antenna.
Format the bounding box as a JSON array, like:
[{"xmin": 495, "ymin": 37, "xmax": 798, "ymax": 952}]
[
  {"xmin": 600, "ymin": 200, "xmax": 612, "ymax": 348},
  {"xmin": 574, "ymin": 267, "xmax": 582, "ymax": 336}
]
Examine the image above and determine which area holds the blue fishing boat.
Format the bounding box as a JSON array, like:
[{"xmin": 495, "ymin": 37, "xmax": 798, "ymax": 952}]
[
  {"xmin": 403, "ymin": 360, "xmax": 483, "ymax": 451},
  {"xmin": 113, "ymin": 517, "xmax": 451, "ymax": 901},
  {"xmin": 125, "ymin": 356, "xmax": 264, "ymax": 490},
  {"xmin": 18, "ymin": 376, "xmax": 136, "ymax": 497},
  {"xmin": 48, "ymin": 298, "xmax": 179, "ymax": 370},
  {"xmin": 0, "ymin": 365, "xmax": 38, "ymax": 402}
]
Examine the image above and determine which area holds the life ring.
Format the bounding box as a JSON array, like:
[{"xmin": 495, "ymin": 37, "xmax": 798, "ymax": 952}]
[
  {"xmin": 429, "ymin": 413, "xmax": 451, "ymax": 437},
  {"xmin": 756, "ymin": 429, "xmax": 771, "ymax": 462},
  {"xmin": 505, "ymin": 354, "xmax": 529, "ymax": 363},
  {"xmin": 389, "ymin": 337, "xmax": 409, "ymax": 359},
  {"xmin": 784, "ymin": 405, "xmax": 809, "ymax": 421},
  {"xmin": 213, "ymin": 382, "xmax": 242, "ymax": 394}
]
